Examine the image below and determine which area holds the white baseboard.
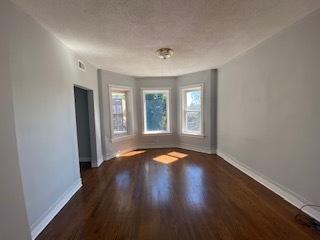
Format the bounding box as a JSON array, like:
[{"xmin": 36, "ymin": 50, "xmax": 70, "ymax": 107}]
[
  {"xmin": 137, "ymin": 144, "xmax": 177, "ymax": 150},
  {"xmin": 104, "ymin": 144, "xmax": 215, "ymax": 161},
  {"xmin": 105, "ymin": 146, "xmax": 138, "ymax": 160},
  {"xmin": 91, "ymin": 158, "xmax": 103, "ymax": 168},
  {"xmin": 105, "ymin": 154, "xmax": 116, "ymax": 161},
  {"xmin": 178, "ymin": 143, "xmax": 216, "ymax": 154},
  {"xmin": 31, "ymin": 178, "xmax": 82, "ymax": 239},
  {"xmin": 139, "ymin": 144, "xmax": 216, "ymax": 154},
  {"xmin": 216, "ymin": 150, "xmax": 320, "ymax": 222}
]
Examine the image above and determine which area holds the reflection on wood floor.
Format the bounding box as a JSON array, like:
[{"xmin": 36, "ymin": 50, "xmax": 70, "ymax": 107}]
[{"xmin": 37, "ymin": 148, "xmax": 320, "ymax": 240}]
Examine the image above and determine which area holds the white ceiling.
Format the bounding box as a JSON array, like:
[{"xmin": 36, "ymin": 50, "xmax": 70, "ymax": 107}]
[{"xmin": 11, "ymin": 0, "xmax": 320, "ymax": 77}]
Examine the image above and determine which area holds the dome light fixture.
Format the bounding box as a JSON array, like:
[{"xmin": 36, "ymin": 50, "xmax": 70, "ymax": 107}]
[{"xmin": 156, "ymin": 48, "xmax": 174, "ymax": 60}]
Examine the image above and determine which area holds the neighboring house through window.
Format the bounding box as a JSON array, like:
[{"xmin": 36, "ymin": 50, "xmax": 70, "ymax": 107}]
[
  {"xmin": 112, "ymin": 92, "xmax": 127, "ymax": 134},
  {"xmin": 109, "ymin": 85, "xmax": 134, "ymax": 142},
  {"xmin": 180, "ymin": 84, "xmax": 204, "ymax": 136}
]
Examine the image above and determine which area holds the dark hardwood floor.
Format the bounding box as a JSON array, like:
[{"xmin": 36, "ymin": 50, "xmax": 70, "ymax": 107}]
[{"xmin": 37, "ymin": 148, "xmax": 320, "ymax": 240}]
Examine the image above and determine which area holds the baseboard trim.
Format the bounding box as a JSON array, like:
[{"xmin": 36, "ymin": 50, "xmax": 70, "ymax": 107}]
[
  {"xmin": 30, "ymin": 178, "xmax": 82, "ymax": 239},
  {"xmin": 216, "ymin": 150, "xmax": 320, "ymax": 222},
  {"xmin": 138, "ymin": 144, "xmax": 178, "ymax": 150},
  {"xmin": 104, "ymin": 144, "xmax": 215, "ymax": 161},
  {"xmin": 92, "ymin": 158, "xmax": 103, "ymax": 168},
  {"xmin": 178, "ymin": 143, "xmax": 216, "ymax": 154},
  {"xmin": 105, "ymin": 146, "xmax": 138, "ymax": 161},
  {"xmin": 140, "ymin": 143, "xmax": 216, "ymax": 154}
]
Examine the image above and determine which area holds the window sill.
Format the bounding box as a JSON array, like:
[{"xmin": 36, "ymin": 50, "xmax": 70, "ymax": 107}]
[
  {"xmin": 180, "ymin": 133, "xmax": 205, "ymax": 138},
  {"xmin": 142, "ymin": 132, "xmax": 172, "ymax": 136},
  {"xmin": 111, "ymin": 134, "xmax": 135, "ymax": 143}
]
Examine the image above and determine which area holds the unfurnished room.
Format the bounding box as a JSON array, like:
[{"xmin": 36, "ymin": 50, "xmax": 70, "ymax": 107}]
[{"xmin": 1, "ymin": 0, "xmax": 320, "ymax": 239}]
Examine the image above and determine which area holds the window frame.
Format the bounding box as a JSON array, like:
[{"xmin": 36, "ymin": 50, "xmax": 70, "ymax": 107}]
[
  {"xmin": 180, "ymin": 83, "xmax": 204, "ymax": 137},
  {"xmin": 108, "ymin": 84, "xmax": 134, "ymax": 143},
  {"xmin": 141, "ymin": 88, "xmax": 171, "ymax": 135}
]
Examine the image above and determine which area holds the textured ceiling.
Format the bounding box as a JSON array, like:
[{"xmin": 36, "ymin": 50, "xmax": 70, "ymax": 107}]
[{"xmin": 11, "ymin": 0, "xmax": 320, "ymax": 76}]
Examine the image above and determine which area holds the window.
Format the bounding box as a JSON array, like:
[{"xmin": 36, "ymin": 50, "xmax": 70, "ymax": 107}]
[
  {"xmin": 142, "ymin": 89, "xmax": 170, "ymax": 134},
  {"xmin": 112, "ymin": 92, "xmax": 127, "ymax": 134},
  {"xmin": 181, "ymin": 84, "xmax": 203, "ymax": 136},
  {"xmin": 109, "ymin": 85, "xmax": 134, "ymax": 142}
]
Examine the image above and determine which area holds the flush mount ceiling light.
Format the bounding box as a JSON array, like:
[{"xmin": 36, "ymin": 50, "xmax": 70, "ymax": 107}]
[{"xmin": 156, "ymin": 48, "xmax": 174, "ymax": 60}]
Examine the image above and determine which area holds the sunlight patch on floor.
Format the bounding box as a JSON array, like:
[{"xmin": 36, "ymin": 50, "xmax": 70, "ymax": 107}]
[
  {"xmin": 153, "ymin": 155, "xmax": 179, "ymax": 164},
  {"xmin": 120, "ymin": 150, "xmax": 146, "ymax": 157},
  {"xmin": 153, "ymin": 151, "xmax": 188, "ymax": 164},
  {"xmin": 167, "ymin": 151, "xmax": 188, "ymax": 158}
]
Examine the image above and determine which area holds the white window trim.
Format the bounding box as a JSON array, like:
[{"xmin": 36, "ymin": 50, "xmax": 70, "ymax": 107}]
[
  {"xmin": 180, "ymin": 83, "xmax": 204, "ymax": 137},
  {"xmin": 141, "ymin": 88, "xmax": 171, "ymax": 135},
  {"xmin": 109, "ymin": 84, "xmax": 134, "ymax": 142}
]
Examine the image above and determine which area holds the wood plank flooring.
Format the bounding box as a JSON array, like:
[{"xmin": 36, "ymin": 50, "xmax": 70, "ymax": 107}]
[{"xmin": 36, "ymin": 148, "xmax": 320, "ymax": 240}]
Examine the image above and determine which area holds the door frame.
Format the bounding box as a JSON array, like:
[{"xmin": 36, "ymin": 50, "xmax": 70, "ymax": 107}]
[{"xmin": 73, "ymin": 85, "xmax": 98, "ymax": 168}]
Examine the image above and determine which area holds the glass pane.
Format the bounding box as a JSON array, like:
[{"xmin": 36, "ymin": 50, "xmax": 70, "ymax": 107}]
[
  {"xmin": 145, "ymin": 93, "xmax": 167, "ymax": 132},
  {"xmin": 112, "ymin": 92, "xmax": 127, "ymax": 134},
  {"xmin": 186, "ymin": 111, "xmax": 200, "ymax": 132},
  {"xmin": 186, "ymin": 90, "xmax": 201, "ymax": 111}
]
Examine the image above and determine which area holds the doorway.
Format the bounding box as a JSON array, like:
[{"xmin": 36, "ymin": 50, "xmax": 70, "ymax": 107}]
[{"xmin": 74, "ymin": 86, "xmax": 96, "ymax": 174}]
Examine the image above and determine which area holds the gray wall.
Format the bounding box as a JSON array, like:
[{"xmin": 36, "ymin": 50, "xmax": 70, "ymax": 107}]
[
  {"xmin": 7, "ymin": 0, "xmax": 103, "ymax": 233},
  {"xmin": 177, "ymin": 70, "xmax": 217, "ymax": 153},
  {"xmin": 0, "ymin": 1, "xmax": 31, "ymax": 239},
  {"xmin": 99, "ymin": 71, "xmax": 217, "ymax": 157},
  {"xmin": 74, "ymin": 87, "xmax": 92, "ymax": 162},
  {"xmin": 99, "ymin": 70, "xmax": 138, "ymax": 159},
  {"xmin": 218, "ymin": 9, "xmax": 320, "ymax": 211}
]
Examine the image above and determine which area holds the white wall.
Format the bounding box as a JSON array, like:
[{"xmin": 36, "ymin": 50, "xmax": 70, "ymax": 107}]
[
  {"xmin": 218, "ymin": 9, "xmax": 320, "ymax": 217},
  {"xmin": 177, "ymin": 70, "xmax": 217, "ymax": 153},
  {"xmin": 99, "ymin": 70, "xmax": 138, "ymax": 159},
  {"xmin": 0, "ymin": 1, "xmax": 31, "ymax": 239},
  {"xmin": 7, "ymin": 0, "xmax": 103, "ymax": 237}
]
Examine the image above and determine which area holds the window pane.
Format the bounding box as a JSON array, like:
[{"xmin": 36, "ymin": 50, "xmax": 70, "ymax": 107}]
[
  {"xmin": 186, "ymin": 111, "xmax": 200, "ymax": 132},
  {"xmin": 186, "ymin": 90, "xmax": 201, "ymax": 111},
  {"xmin": 145, "ymin": 93, "xmax": 168, "ymax": 132},
  {"xmin": 112, "ymin": 92, "xmax": 127, "ymax": 134}
]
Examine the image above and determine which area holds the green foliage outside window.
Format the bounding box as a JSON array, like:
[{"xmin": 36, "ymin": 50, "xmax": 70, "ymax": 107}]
[{"xmin": 145, "ymin": 93, "xmax": 167, "ymax": 131}]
